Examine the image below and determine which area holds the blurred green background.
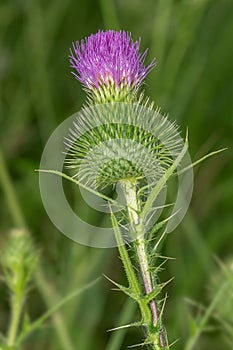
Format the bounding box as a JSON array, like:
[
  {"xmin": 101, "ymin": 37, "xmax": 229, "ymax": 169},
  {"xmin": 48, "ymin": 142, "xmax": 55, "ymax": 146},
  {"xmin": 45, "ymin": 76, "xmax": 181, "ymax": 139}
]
[{"xmin": 0, "ymin": 0, "xmax": 233, "ymax": 349}]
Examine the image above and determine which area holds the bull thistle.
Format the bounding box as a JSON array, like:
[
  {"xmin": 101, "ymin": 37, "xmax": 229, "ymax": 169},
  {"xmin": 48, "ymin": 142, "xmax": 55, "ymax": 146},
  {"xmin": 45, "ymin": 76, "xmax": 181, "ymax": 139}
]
[{"xmin": 66, "ymin": 30, "xmax": 184, "ymax": 349}]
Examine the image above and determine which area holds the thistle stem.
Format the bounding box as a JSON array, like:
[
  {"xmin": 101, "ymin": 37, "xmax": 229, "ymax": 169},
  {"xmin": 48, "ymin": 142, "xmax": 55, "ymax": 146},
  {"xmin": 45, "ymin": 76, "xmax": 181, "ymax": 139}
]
[
  {"xmin": 7, "ymin": 292, "xmax": 23, "ymax": 346},
  {"xmin": 120, "ymin": 179, "xmax": 167, "ymax": 349},
  {"xmin": 136, "ymin": 239, "xmax": 159, "ymax": 324}
]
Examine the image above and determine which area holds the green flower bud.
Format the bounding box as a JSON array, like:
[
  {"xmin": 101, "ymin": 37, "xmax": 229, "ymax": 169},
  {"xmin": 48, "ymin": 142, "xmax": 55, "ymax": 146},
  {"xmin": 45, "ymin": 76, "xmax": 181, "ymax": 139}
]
[{"xmin": 1, "ymin": 229, "xmax": 39, "ymax": 295}]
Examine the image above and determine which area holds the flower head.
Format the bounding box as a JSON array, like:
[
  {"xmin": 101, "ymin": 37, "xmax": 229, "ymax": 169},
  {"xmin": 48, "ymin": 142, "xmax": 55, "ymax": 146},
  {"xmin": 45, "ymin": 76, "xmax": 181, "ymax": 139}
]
[{"xmin": 69, "ymin": 30, "xmax": 156, "ymax": 103}]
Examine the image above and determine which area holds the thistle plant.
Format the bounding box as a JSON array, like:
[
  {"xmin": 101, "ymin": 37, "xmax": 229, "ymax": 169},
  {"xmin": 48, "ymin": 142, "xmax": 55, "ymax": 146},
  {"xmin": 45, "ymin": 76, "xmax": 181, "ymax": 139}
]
[
  {"xmin": 66, "ymin": 29, "xmax": 186, "ymax": 349},
  {"xmin": 37, "ymin": 29, "xmax": 223, "ymax": 349}
]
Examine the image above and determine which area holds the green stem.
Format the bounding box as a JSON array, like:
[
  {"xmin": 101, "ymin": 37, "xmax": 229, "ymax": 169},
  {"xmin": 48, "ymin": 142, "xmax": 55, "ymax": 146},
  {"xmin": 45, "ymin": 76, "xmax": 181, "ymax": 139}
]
[
  {"xmin": 7, "ymin": 292, "xmax": 23, "ymax": 347},
  {"xmin": 120, "ymin": 179, "xmax": 167, "ymax": 349},
  {"xmin": 110, "ymin": 210, "xmax": 151, "ymax": 325},
  {"xmin": 136, "ymin": 239, "xmax": 159, "ymax": 323},
  {"xmin": 0, "ymin": 149, "xmax": 26, "ymax": 229}
]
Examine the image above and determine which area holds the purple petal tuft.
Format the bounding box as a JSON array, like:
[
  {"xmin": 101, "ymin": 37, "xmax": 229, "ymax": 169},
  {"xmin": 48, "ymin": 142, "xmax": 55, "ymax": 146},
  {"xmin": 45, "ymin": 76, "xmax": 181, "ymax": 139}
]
[{"xmin": 69, "ymin": 30, "xmax": 156, "ymax": 91}]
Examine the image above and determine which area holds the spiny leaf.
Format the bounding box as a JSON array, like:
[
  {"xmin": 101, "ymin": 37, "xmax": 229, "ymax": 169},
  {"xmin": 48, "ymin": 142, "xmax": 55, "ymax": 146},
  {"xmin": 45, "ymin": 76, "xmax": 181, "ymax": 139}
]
[
  {"xmin": 37, "ymin": 169, "xmax": 123, "ymax": 209},
  {"xmin": 143, "ymin": 288, "xmax": 161, "ymax": 304},
  {"xmin": 110, "ymin": 207, "xmax": 142, "ymax": 297},
  {"xmin": 178, "ymin": 148, "xmax": 227, "ymax": 175},
  {"xmin": 141, "ymin": 133, "xmax": 189, "ymax": 223},
  {"xmin": 104, "ymin": 274, "xmax": 138, "ymax": 300}
]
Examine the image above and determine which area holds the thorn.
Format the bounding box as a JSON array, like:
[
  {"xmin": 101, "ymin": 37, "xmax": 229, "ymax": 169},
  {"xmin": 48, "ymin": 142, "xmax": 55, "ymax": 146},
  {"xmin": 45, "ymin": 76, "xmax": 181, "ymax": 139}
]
[
  {"xmin": 185, "ymin": 127, "xmax": 189, "ymax": 145},
  {"xmin": 111, "ymin": 288, "xmax": 123, "ymax": 292},
  {"xmin": 127, "ymin": 340, "xmax": 150, "ymax": 348},
  {"xmin": 103, "ymin": 274, "xmax": 125, "ymax": 288},
  {"xmin": 150, "ymin": 258, "xmax": 170, "ymax": 272},
  {"xmin": 155, "ymin": 254, "xmax": 176, "ymax": 260},
  {"xmin": 160, "ymin": 277, "xmax": 175, "ymax": 290},
  {"xmin": 153, "ymin": 229, "xmax": 167, "ymax": 251},
  {"xmin": 108, "ymin": 321, "xmax": 142, "ymax": 332},
  {"xmin": 169, "ymin": 337, "xmax": 180, "ymax": 348},
  {"xmin": 160, "ymin": 293, "xmax": 168, "ymax": 318}
]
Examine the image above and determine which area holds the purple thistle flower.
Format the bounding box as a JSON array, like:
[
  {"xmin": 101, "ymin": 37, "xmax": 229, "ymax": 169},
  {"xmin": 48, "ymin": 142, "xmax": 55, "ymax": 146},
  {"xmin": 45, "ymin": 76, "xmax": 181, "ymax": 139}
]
[{"xmin": 69, "ymin": 30, "xmax": 155, "ymax": 100}]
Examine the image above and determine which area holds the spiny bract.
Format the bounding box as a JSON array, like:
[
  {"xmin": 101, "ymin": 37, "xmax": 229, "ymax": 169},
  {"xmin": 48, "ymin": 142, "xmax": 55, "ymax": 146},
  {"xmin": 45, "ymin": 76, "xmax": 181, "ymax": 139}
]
[{"xmin": 65, "ymin": 103, "xmax": 183, "ymax": 192}]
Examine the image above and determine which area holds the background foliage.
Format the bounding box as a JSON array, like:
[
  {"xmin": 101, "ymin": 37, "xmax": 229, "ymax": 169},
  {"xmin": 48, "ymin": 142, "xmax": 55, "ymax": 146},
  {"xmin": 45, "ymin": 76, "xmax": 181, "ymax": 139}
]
[{"xmin": 0, "ymin": 0, "xmax": 232, "ymax": 349}]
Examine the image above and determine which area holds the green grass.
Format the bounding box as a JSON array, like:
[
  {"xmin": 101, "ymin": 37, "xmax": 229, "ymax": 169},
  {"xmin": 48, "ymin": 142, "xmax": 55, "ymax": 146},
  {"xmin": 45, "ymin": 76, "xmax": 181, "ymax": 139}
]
[{"xmin": 0, "ymin": 0, "xmax": 233, "ymax": 349}]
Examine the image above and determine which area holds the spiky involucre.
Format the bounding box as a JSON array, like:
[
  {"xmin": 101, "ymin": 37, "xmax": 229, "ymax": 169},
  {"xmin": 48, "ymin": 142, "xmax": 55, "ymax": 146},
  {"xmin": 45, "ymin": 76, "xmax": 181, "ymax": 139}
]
[
  {"xmin": 65, "ymin": 103, "xmax": 183, "ymax": 193},
  {"xmin": 69, "ymin": 30, "xmax": 156, "ymax": 103}
]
